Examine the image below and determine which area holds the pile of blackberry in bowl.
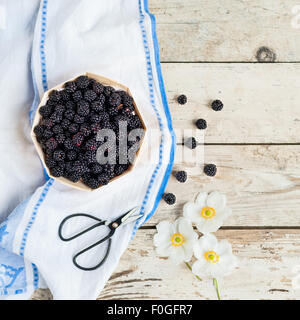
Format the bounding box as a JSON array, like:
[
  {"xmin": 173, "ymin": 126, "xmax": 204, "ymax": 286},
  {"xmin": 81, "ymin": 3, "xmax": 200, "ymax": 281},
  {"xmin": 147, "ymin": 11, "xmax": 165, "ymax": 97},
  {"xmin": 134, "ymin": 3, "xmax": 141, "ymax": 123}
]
[{"xmin": 32, "ymin": 73, "xmax": 145, "ymax": 190}]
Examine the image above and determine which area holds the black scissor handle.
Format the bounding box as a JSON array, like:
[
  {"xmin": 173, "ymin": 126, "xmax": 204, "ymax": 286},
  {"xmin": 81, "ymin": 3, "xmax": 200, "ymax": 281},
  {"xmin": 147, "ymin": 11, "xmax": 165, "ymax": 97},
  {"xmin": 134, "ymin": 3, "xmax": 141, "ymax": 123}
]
[{"xmin": 58, "ymin": 213, "xmax": 105, "ymax": 242}]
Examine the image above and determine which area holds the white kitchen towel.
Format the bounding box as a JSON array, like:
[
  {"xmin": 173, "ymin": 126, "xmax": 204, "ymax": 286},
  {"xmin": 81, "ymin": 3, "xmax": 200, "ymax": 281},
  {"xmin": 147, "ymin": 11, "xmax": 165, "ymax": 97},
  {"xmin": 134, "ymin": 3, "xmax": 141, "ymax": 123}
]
[{"xmin": 0, "ymin": 0, "xmax": 175, "ymax": 299}]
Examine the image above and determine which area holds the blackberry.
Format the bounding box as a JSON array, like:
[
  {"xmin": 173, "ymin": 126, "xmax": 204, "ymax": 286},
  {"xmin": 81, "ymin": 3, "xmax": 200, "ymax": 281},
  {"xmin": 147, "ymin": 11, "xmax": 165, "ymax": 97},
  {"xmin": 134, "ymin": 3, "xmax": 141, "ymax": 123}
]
[
  {"xmin": 177, "ymin": 94, "xmax": 187, "ymax": 105},
  {"xmin": 114, "ymin": 114, "xmax": 129, "ymax": 125},
  {"xmin": 84, "ymin": 151, "xmax": 97, "ymax": 164},
  {"xmin": 66, "ymin": 100, "xmax": 75, "ymax": 110},
  {"xmin": 50, "ymin": 166, "xmax": 64, "ymax": 177},
  {"xmin": 75, "ymin": 76, "xmax": 90, "ymax": 89},
  {"xmin": 91, "ymin": 99, "xmax": 105, "ymax": 113},
  {"xmin": 184, "ymin": 137, "xmax": 197, "ymax": 149},
  {"xmin": 195, "ymin": 119, "xmax": 207, "ymax": 130},
  {"xmin": 73, "ymin": 160, "xmax": 88, "ymax": 175},
  {"xmin": 121, "ymin": 106, "xmax": 134, "ymax": 116},
  {"xmin": 61, "ymin": 90, "xmax": 70, "ymax": 102},
  {"xmin": 122, "ymin": 94, "xmax": 133, "ymax": 108},
  {"xmin": 107, "ymin": 107, "xmax": 118, "ymax": 117},
  {"xmin": 114, "ymin": 164, "xmax": 126, "ymax": 176},
  {"xmin": 163, "ymin": 193, "xmax": 176, "ymax": 205},
  {"xmin": 64, "ymin": 138, "xmax": 74, "ymax": 150},
  {"xmin": 66, "ymin": 150, "xmax": 77, "ymax": 161},
  {"xmin": 211, "ymin": 100, "xmax": 223, "ymax": 111},
  {"xmin": 39, "ymin": 105, "xmax": 53, "ymax": 118},
  {"xmin": 65, "ymin": 171, "xmax": 82, "ymax": 183},
  {"xmin": 77, "ymin": 100, "xmax": 90, "ymax": 117},
  {"xmin": 72, "ymin": 132, "xmax": 84, "ymax": 147},
  {"xmin": 49, "ymin": 90, "xmax": 61, "ymax": 103},
  {"xmin": 55, "ymin": 104, "xmax": 65, "ymax": 115},
  {"xmin": 100, "ymin": 112, "xmax": 110, "ymax": 123},
  {"xmin": 84, "ymin": 90, "xmax": 97, "ymax": 102},
  {"xmin": 104, "ymin": 86, "xmax": 115, "ymax": 97},
  {"xmin": 90, "ymin": 163, "xmax": 102, "ymax": 174},
  {"xmin": 43, "ymin": 129, "xmax": 53, "ymax": 139},
  {"xmin": 204, "ymin": 164, "xmax": 217, "ymax": 177},
  {"xmin": 45, "ymin": 157, "xmax": 56, "ymax": 169},
  {"xmin": 73, "ymin": 114, "xmax": 85, "ymax": 124},
  {"xmin": 69, "ymin": 123, "xmax": 79, "ymax": 134},
  {"xmin": 64, "ymin": 109, "xmax": 75, "ymax": 121},
  {"xmin": 53, "ymin": 150, "xmax": 65, "ymax": 161},
  {"xmin": 92, "ymin": 81, "xmax": 104, "ymax": 94},
  {"xmin": 41, "ymin": 118, "xmax": 54, "ymax": 129},
  {"xmin": 84, "ymin": 176, "xmax": 101, "ymax": 189},
  {"xmin": 80, "ymin": 123, "xmax": 91, "ymax": 137},
  {"xmin": 72, "ymin": 90, "xmax": 83, "ymax": 102},
  {"xmin": 129, "ymin": 115, "xmax": 142, "ymax": 129},
  {"xmin": 61, "ymin": 119, "xmax": 71, "ymax": 130},
  {"xmin": 89, "ymin": 113, "xmax": 101, "ymax": 123},
  {"xmin": 64, "ymin": 81, "xmax": 77, "ymax": 93},
  {"xmin": 52, "ymin": 124, "xmax": 63, "ymax": 135},
  {"xmin": 50, "ymin": 111, "xmax": 63, "ymax": 123},
  {"xmin": 97, "ymin": 173, "xmax": 110, "ymax": 186},
  {"xmin": 91, "ymin": 123, "xmax": 101, "ymax": 134},
  {"xmin": 85, "ymin": 139, "xmax": 97, "ymax": 151},
  {"xmin": 175, "ymin": 171, "xmax": 187, "ymax": 183},
  {"xmin": 65, "ymin": 161, "xmax": 74, "ymax": 173},
  {"xmin": 34, "ymin": 125, "xmax": 44, "ymax": 138},
  {"xmin": 55, "ymin": 133, "xmax": 66, "ymax": 144},
  {"xmin": 108, "ymin": 93, "xmax": 121, "ymax": 107}
]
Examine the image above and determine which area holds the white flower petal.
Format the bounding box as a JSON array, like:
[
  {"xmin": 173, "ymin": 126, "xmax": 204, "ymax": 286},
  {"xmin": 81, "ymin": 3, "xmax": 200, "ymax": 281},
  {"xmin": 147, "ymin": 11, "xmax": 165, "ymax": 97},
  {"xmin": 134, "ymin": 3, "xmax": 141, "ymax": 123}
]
[
  {"xmin": 215, "ymin": 239, "xmax": 233, "ymax": 256},
  {"xmin": 183, "ymin": 202, "xmax": 203, "ymax": 224},
  {"xmin": 196, "ymin": 218, "xmax": 223, "ymax": 234},
  {"xmin": 153, "ymin": 233, "xmax": 171, "ymax": 248},
  {"xmin": 195, "ymin": 192, "xmax": 208, "ymax": 206},
  {"xmin": 170, "ymin": 246, "xmax": 185, "ymax": 265},
  {"xmin": 156, "ymin": 244, "xmax": 172, "ymax": 257},
  {"xmin": 206, "ymin": 192, "xmax": 226, "ymax": 211},
  {"xmin": 156, "ymin": 221, "xmax": 173, "ymax": 237},
  {"xmin": 178, "ymin": 218, "xmax": 196, "ymax": 240}
]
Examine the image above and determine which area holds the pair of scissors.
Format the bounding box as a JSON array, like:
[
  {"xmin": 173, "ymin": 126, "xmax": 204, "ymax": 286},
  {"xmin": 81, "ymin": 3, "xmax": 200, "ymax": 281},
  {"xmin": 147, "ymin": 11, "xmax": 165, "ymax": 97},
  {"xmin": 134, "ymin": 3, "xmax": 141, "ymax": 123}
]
[{"xmin": 58, "ymin": 207, "xmax": 142, "ymax": 271}]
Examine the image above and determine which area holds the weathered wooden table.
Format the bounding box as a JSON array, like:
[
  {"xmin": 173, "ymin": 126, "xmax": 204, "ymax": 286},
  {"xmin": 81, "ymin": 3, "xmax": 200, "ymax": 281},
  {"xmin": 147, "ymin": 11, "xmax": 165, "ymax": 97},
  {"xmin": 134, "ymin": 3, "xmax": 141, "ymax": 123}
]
[{"xmin": 33, "ymin": 0, "xmax": 300, "ymax": 300}]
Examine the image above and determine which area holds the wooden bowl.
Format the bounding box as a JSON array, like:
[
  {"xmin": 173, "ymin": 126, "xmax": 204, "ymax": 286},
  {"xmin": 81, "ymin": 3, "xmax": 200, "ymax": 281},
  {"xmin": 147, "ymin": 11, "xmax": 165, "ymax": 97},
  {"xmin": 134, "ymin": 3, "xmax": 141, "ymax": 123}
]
[{"xmin": 31, "ymin": 72, "xmax": 146, "ymax": 191}]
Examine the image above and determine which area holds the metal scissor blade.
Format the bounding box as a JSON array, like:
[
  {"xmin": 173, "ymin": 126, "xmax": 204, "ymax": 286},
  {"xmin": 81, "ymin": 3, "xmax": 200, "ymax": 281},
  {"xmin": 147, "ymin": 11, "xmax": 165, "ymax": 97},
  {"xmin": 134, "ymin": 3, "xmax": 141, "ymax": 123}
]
[{"xmin": 120, "ymin": 207, "xmax": 143, "ymax": 225}]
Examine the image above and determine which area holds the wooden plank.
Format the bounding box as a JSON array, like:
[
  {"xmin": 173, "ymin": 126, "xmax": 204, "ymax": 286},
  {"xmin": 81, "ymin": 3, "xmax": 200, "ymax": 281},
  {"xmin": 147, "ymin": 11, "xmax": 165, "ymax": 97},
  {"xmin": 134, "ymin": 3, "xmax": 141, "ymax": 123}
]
[
  {"xmin": 145, "ymin": 145, "xmax": 300, "ymax": 227},
  {"xmin": 162, "ymin": 63, "xmax": 300, "ymax": 143},
  {"xmin": 150, "ymin": 0, "xmax": 300, "ymax": 62},
  {"xmin": 98, "ymin": 229, "xmax": 300, "ymax": 300}
]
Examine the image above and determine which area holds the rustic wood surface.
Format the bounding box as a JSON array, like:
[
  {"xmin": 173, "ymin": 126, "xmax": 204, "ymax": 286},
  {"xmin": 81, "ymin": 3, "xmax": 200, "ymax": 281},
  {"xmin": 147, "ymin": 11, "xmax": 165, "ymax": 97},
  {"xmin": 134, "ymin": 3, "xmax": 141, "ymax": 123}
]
[{"xmin": 32, "ymin": 0, "xmax": 300, "ymax": 300}]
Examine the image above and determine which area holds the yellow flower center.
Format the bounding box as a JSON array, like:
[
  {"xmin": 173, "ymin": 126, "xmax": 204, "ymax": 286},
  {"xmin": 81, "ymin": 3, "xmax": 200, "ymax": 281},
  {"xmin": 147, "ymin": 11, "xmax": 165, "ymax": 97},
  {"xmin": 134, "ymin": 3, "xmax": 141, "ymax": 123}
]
[
  {"xmin": 171, "ymin": 233, "xmax": 185, "ymax": 247},
  {"xmin": 200, "ymin": 206, "xmax": 216, "ymax": 219},
  {"xmin": 204, "ymin": 251, "xmax": 219, "ymax": 263}
]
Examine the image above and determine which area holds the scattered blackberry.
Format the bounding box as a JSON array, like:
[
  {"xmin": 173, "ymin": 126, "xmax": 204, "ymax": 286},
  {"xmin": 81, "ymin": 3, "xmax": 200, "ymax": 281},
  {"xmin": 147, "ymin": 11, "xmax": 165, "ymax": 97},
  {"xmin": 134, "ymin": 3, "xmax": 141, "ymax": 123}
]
[
  {"xmin": 108, "ymin": 93, "xmax": 121, "ymax": 107},
  {"xmin": 80, "ymin": 123, "xmax": 91, "ymax": 137},
  {"xmin": 163, "ymin": 193, "xmax": 176, "ymax": 205},
  {"xmin": 92, "ymin": 81, "xmax": 104, "ymax": 94},
  {"xmin": 66, "ymin": 150, "xmax": 77, "ymax": 161},
  {"xmin": 64, "ymin": 109, "xmax": 75, "ymax": 121},
  {"xmin": 45, "ymin": 157, "xmax": 56, "ymax": 169},
  {"xmin": 73, "ymin": 114, "xmax": 85, "ymax": 124},
  {"xmin": 77, "ymin": 100, "xmax": 90, "ymax": 117},
  {"xmin": 211, "ymin": 100, "xmax": 223, "ymax": 111},
  {"xmin": 72, "ymin": 90, "xmax": 83, "ymax": 102},
  {"xmin": 75, "ymin": 76, "xmax": 90, "ymax": 89},
  {"xmin": 177, "ymin": 94, "xmax": 187, "ymax": 105},
  {"xmin": 49, "ymin": 90, "xmax": 61, "ymax": 103},
  {"xmin": 61, "ymin": 119, "xmax": 71, "ymax": 130},
  {"xmin": 195, "ymin": 119, "xmax": 207, "ymax": 130},
  {"xmin": 175, "ymin": 171, "xmax": 187, "ymax": 183},
  {"xmin": 64, "ymin": 81, "xmax": 77, "ymax": 93},
  {"xmin": 204, "ymin": 164, "xmax": 217, "ymax": 177},
  {"xmin": 53, "ymin": 150, "xmax": 65, "ymax": 161},
  {"xmin": 61, "ymin": 90, "xmax": 70, "ymax": 102},
  {"xmin": 69, "ymin": 123, "xmax": 79, "ymax": 134},
  {"xmin": 39, "ymin": 105, "xmax": 53, "ymax": 118},
  {"xmin": 66, "ymin": 100, "xmax": 75, "ymax": 109},
  {"xmin": 85, "ymin": 139, "xmax": 97, "ymax": 151},
  {"xmin": 84, "ymin": 90, "xmax": 97, "ymax": 102},
  {"xmin": 50, "ymin": 166, "xmax": 64, "ymax": 177},
  {"xmin": 91, "ymin": 99, "xmax": 105, "ymax": 113},
  {"xmin": 90, "ymin": 163, "xmax": 103, "ymax": 174},
  {"xmin": 43, "ymin": 129, "xmax": 53, "ymax": 139},
  {"xmin": 52, "ymin": 124, "xmax": 63, "ymax": 135},
  {"xmin": 56, "ymin": 133, "xmax": 66, "ymax": 144},
  {"xmin": 184, "ymin": 137, "xmax": 197, "ymax": 149},
  {"xmin": 104, "ymin": 86, "xmax": 115, "ymax": 97},
  {"xmin": 72, "ymin": 132, "xmax": 84, "ymax": 147},
  {"xmin": 34, "ymin": 125, "xmax": 44, "ymax": 138}
]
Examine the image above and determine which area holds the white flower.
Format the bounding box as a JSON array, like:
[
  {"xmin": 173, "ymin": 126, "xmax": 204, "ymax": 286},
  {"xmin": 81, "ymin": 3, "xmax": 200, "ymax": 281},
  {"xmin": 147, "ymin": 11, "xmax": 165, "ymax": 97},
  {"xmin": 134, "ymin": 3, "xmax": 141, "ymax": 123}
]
[
  {"xmin": 192, "ymin": 234, "xmax": 238, "ymax": 279},
  {"xmin": 153, "ymin": 218, "xmax": 198, "ymax": 265},
  {"xmin": 183, "ymin": 191, "xmax": 232, "ymax": 234}
]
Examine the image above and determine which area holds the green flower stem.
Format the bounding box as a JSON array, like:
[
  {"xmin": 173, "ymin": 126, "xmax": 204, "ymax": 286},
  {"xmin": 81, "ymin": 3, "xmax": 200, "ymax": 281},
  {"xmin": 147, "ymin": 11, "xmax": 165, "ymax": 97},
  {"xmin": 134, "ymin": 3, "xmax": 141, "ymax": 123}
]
[
  {"xmin": 213, "ymin": 278, "xmax": 221, "ymax": 300},
  {"xmin": 185, "ymin": 262, "xmax": 202, "ymax": 281}
]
